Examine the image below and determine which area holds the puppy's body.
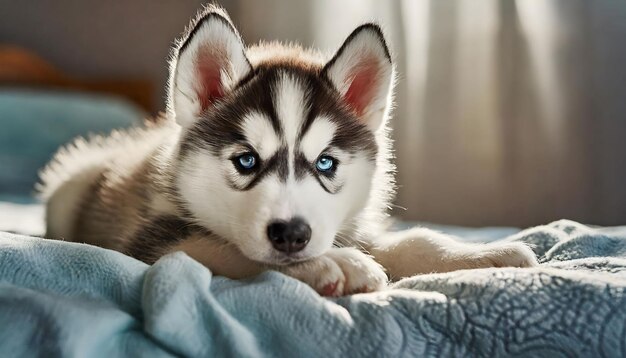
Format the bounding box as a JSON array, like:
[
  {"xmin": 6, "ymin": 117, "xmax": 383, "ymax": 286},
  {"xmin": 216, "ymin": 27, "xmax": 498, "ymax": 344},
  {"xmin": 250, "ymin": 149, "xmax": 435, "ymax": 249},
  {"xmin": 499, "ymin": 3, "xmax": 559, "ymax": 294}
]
[
  {"xmin": 42, "ymin": 121, "xmax": 181, "ymax": 258},
  {"xmin": 40, "ymin": 7, "xmax": 537, "ymax": 296}
]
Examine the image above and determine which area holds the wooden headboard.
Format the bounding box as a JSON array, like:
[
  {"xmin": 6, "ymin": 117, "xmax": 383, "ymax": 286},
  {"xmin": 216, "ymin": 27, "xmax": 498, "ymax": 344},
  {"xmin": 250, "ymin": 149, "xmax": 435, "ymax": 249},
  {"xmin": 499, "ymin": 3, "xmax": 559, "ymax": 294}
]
[{"xmin": 0, "ymin": 45, "xmax": 154, "ymax": 113}]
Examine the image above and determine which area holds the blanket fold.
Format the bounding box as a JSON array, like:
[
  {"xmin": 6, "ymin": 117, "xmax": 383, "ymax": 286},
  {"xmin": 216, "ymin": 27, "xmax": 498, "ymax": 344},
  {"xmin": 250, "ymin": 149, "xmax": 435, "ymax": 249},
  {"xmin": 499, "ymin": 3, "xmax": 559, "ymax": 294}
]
[{"xmin": 1, "ymin": 220, "xmax": 625, "ymax": 357}]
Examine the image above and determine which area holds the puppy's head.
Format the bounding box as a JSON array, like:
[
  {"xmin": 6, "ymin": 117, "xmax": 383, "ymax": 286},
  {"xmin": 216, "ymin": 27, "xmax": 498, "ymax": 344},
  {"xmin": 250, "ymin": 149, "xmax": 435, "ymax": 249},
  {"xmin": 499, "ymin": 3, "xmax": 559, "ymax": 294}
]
[{"xmin": 169, "ymin": 7, "xmax": 394, "ymax": 265}]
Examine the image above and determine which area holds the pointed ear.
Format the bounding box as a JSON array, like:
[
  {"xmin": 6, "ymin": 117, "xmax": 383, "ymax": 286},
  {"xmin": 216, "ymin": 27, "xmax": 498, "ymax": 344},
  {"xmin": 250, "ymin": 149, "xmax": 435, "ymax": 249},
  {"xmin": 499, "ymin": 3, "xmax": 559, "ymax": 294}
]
[
  {"xmin": 168, "ymin": 8, "xmax": 252, "ymax": 128},
  {"xmin": 323, "ymin": 24, "xmax": 394, "ymax": 131}
]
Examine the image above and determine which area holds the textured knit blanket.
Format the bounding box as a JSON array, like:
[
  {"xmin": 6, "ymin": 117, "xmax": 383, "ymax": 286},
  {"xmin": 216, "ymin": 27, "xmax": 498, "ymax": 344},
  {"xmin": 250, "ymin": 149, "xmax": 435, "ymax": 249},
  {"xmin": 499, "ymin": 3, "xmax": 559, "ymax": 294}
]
[{"xmin": 0, "ymin": 220, "xmax": 625, "ymax": 357}]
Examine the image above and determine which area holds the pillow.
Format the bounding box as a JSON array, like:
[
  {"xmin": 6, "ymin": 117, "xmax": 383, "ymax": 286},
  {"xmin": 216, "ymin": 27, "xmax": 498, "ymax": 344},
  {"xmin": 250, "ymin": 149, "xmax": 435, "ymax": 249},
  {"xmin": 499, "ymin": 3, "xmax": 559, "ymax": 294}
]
[{"xmin": 0, "ymin": 89, "xmax": 145, "ymax": 202}]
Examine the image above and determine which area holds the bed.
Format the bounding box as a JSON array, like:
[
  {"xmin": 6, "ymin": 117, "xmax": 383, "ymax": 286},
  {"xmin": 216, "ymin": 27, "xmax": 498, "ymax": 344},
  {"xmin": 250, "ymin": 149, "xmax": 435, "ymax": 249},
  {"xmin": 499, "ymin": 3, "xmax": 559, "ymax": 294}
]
[{"xmin": 1, "ymin": 48, "xmax": 625, "ymax": 357}]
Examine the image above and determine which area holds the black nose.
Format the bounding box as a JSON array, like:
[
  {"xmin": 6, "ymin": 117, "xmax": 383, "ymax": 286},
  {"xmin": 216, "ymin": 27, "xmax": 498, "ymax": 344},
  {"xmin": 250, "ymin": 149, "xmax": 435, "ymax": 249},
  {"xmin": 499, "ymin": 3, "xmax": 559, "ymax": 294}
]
[{"xmin": 267, "ymin": 217, "xmax": 311, "ymax": 253}]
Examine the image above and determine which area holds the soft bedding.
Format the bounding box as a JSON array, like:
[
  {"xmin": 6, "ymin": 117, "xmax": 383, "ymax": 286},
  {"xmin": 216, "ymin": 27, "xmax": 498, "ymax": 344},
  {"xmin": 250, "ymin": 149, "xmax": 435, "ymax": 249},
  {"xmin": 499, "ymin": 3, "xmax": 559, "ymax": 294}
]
[{"xmin": 0, "ymin": 219, "xmax": 625, "ymax": 357}]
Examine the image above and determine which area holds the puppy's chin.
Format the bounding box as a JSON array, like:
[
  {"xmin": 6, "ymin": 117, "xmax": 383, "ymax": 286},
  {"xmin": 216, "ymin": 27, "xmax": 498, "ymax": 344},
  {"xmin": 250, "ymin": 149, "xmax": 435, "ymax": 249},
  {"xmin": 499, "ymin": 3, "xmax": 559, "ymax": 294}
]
[
  {"xmin": 262, "ymin": 252, "xmax": 317, "ymax": 266},
  {"xmin": 233, "ymin": 239, "xmax": 329, "ymax": 266},
  {"xmin": 240, "ymin": 247, "xmax": 319, "ymax": 266}
]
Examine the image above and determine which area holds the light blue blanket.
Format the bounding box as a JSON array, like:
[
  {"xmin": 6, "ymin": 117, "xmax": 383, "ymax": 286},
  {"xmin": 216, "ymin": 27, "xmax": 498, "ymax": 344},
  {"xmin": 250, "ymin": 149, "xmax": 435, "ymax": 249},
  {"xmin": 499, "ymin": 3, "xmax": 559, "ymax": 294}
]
[{"xmin": 1, "ymin": 220, "xmax": 625, "ymax": 357}]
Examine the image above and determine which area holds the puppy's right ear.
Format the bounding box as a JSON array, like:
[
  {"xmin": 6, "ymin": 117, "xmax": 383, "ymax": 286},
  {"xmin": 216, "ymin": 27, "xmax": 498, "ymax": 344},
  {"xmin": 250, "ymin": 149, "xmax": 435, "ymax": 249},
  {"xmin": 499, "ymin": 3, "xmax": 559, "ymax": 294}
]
[{"xmin": 168, "ymin": 7, "xmax": 251, "ymax": 128}]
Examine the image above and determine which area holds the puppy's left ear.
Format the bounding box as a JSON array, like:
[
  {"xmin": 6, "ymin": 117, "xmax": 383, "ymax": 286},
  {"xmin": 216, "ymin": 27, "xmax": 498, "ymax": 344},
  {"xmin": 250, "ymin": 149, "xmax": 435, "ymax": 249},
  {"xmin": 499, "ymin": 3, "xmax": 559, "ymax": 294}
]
[
  {"xmin": 168, "ymin": 7, "xmax": 252, "ymax": 128},
  {"xmin": 323, "ymin": 24, "xmax": 394, "ymax": 131}
]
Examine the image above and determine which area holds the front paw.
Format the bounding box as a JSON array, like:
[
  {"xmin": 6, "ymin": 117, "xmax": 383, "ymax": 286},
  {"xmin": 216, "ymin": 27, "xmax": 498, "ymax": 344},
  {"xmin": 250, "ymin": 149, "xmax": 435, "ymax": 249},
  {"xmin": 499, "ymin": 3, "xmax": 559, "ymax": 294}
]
[
  {"xmin": 473, "ymin": 242, "xmax": 538, "ymax": 268},
  {"xmin": 281, "ymin": 248, "xmax": 388, "ymax": 296}
]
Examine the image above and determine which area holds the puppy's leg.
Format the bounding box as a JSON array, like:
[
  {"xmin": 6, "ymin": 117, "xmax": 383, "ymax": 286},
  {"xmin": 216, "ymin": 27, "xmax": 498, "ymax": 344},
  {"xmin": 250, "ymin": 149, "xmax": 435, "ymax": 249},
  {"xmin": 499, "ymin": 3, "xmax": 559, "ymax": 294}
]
[
  {"xmin": 167, "ymin": 234, "xmax": 266, "ymax": 279},
  {"xmin": 279, "ymin": 247, "xmax": 388, "ymax": 296},
  {"xmin": 369, "ymin": 228, "xmax": 538, "ymax": 280},
  {"xmin": 169, "ymin": 235, "xmax": 387, "ymax": 296}
]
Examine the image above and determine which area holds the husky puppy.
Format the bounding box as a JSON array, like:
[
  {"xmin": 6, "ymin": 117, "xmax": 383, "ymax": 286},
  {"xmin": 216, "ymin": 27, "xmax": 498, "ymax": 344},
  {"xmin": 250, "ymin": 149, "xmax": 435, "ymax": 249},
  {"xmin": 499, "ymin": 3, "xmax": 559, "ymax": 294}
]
[{"xmin": 39, "ymin": 6, "xmax": 537, "ymax": 296}]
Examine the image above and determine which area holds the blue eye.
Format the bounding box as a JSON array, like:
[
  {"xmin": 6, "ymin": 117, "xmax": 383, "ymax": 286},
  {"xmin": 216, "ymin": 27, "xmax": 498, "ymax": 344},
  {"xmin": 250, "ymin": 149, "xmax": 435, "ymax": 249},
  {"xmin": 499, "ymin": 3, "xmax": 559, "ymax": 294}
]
[
  {"xmin": 236, "ymin": 153, "xmax": 257, "ymax": 170},
  {"xmin": 316, "ymin": 156, "xmax": 334, "ymax": 172}
]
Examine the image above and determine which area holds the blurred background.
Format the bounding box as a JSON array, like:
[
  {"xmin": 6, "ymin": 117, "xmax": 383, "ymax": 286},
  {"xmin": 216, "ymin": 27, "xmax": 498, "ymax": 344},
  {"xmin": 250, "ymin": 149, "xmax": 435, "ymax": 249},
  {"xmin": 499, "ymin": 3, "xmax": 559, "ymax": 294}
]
[{"xmin": 0, "ymin": 0, "xmax": 625, "ymax": 229}]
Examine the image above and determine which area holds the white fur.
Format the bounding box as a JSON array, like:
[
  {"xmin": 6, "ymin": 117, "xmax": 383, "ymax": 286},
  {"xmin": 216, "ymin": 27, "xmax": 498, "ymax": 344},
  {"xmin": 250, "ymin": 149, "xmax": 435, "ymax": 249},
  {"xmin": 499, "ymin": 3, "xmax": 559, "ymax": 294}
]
[
  {"xmin": 241, "ymin": 112, "xmax": 281, "ymax": 159},
  {"xmin": 299, "ymin": 117, "xmax": 335, "ymax": 161}
]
